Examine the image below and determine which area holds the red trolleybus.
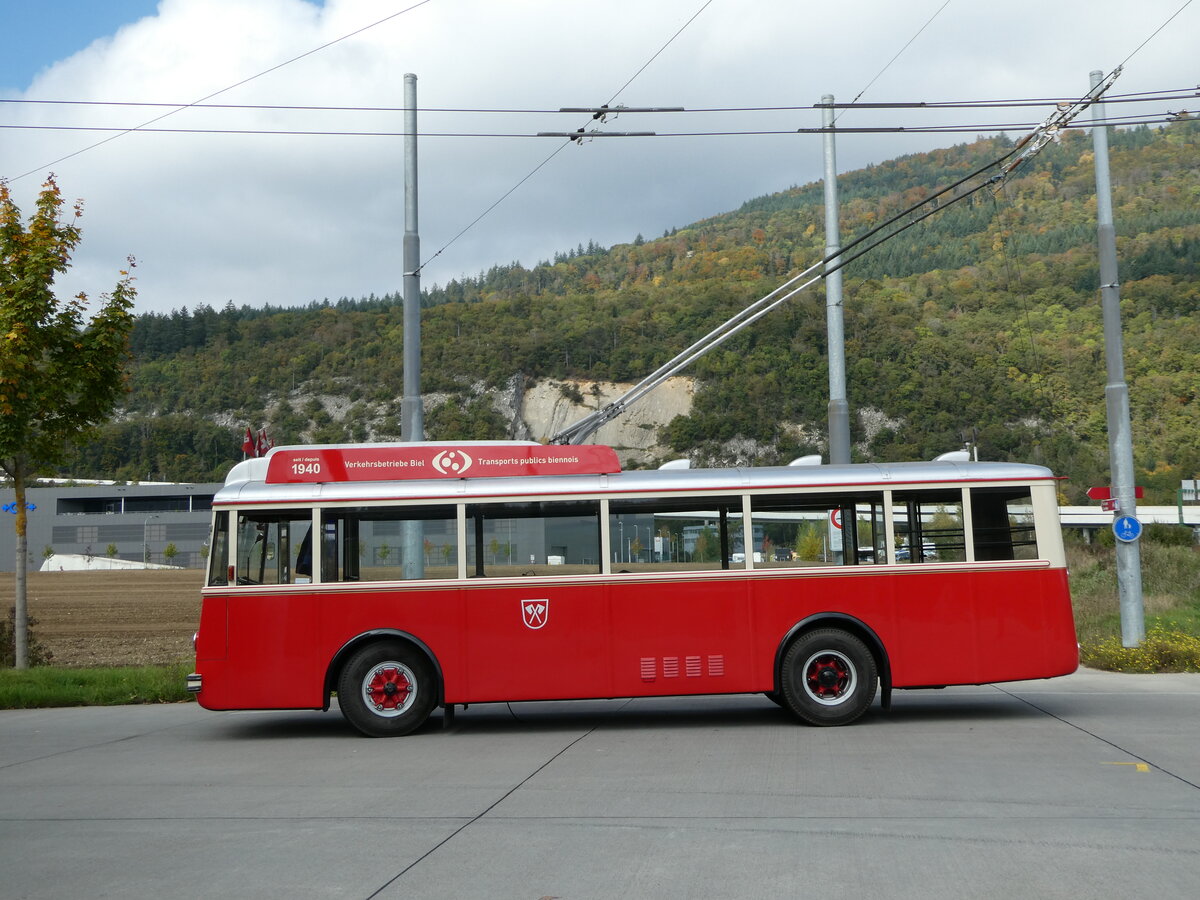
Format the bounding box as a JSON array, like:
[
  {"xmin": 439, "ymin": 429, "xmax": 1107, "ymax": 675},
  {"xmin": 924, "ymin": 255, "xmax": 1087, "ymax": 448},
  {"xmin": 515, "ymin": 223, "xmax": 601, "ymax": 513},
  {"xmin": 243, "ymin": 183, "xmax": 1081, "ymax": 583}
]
[{"xmin": 188, "ymin": 441, "xmax": 1077, "ymax": 736}]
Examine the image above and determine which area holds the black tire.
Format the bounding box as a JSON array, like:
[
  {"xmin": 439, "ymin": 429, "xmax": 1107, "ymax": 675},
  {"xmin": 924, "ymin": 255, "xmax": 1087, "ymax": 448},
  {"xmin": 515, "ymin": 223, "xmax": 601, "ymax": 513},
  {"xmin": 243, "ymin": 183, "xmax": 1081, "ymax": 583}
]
[
  {"xmin": 337, "ymin": 641, "xmax": 437, "ymax": 737},
  {"xmin": 780, "ymin": 628, "xmax": 877, "ymax": 726}
]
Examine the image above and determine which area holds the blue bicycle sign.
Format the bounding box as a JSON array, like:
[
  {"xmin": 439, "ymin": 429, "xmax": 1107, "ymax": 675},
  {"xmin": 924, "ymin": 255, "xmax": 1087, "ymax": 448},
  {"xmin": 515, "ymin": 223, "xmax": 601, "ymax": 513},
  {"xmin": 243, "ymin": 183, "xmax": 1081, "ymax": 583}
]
[{"xmin": 1112, "ymin": 515, "xmax": 1142, "ymax": 543}]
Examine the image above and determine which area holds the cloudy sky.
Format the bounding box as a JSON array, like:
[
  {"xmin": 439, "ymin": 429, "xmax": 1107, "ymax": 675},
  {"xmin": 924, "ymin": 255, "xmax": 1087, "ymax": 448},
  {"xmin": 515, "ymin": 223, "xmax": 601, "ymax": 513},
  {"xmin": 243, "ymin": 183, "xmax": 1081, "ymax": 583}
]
[{"xmin": 1, "ymin": 0, "xmax": 1195, "ymax": 315}]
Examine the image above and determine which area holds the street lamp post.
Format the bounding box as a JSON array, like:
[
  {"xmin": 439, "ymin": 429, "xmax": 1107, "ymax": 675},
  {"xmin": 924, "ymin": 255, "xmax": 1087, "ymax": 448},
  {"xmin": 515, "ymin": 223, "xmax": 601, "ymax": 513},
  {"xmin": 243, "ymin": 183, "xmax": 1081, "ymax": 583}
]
[{"xmin": 143, "ymin": 515, "xmax": 159, "ymax": 566}]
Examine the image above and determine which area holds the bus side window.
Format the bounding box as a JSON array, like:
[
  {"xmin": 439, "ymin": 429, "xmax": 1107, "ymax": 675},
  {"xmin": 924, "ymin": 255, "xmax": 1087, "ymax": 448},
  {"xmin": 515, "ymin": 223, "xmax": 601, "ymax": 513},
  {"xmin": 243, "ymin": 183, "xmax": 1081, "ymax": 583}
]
[
  {"xmin": 748, "ymin": 494, "xmax": 885, "ymax": 567},
  {"xmin": 971, "ymin": 488, "xmax": 1037, "ymax": 561},
  {"xmin": 607, "ymin": 498, "xmax": 740, "ymax": 573},
  {"xmin": 323, "ymin": 506, "xmax": 457, "ymax": 582},
  {"xmin": 206, "ymin": 511, "xmax": 229, "ymax": 586},
  {"xmin": 892, "ymin": 490, "xmax": 966, "ymax": 563},
  {"xmin": 467, "ymin": 500, "xmax": 601, "ymax": 577},
  {"xmin": 235, "ymin": 511, "xmax": 314, "ymax": 585}
]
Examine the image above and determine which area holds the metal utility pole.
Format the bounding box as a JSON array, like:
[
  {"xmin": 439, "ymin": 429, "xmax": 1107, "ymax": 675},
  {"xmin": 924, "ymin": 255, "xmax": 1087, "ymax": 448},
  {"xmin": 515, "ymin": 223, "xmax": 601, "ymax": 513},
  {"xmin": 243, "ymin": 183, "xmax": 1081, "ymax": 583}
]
[
  {"xmin": 401, "ymin": 72, "xmax": 424, "ymax": 580},
  {"xmin": 1090, "ymin": 68, "xmax": 1144, "ymax": 646},
  {"xmin": 822, "ymin": 94, "xmax": 850, "ymax": 464},
  {"xmin": 401, "ymin": 72, "xmax": 424, "ymax": 443}
]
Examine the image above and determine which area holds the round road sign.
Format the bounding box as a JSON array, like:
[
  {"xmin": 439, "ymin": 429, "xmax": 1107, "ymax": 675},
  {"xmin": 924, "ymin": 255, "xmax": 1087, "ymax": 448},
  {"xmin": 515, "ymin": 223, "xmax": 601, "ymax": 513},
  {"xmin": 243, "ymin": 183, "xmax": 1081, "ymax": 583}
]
[{"xmin": 1112, "ymin": 515, "xmax": 1142, "ymax": 543}]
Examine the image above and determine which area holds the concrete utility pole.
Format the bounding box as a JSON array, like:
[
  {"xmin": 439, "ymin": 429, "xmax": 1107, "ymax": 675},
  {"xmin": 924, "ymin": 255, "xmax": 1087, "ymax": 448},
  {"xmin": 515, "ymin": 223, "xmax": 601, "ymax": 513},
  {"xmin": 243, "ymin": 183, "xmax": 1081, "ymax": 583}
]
[
  {"xmin": 1090, "ymin": 68, "xmax": 1145, "ymax": 646},
  {"xmin": 401, "ymin": 72, "xmax": 424, "ymax": 443},
  {"xmin": 822, "ymin": 94, "xmax": 850, "ymax": 464}
]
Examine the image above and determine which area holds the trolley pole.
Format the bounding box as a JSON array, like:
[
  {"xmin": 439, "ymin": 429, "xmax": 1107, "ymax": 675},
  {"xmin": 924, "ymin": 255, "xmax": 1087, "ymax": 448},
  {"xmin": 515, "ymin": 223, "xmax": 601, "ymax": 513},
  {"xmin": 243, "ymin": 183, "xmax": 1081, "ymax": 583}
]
[
  {"xmin": 822, "ymin": 94, "xmax": 850, "ymax": 465},
  {"xmin": 401, "ymin": 72, "xmax": 424, "ymax": 443},
  {"xmin": 1090, "ymin": 69, "xmax": 1144, "ymax": 646}
]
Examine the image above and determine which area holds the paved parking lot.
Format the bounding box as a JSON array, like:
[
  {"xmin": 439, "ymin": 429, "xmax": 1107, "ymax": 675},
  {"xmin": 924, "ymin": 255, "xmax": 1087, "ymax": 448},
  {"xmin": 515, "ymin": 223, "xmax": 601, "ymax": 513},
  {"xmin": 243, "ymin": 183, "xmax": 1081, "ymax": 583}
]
[{"xmin": 2, "ymin": 668, "xmax": 1199, "ymax": 899}]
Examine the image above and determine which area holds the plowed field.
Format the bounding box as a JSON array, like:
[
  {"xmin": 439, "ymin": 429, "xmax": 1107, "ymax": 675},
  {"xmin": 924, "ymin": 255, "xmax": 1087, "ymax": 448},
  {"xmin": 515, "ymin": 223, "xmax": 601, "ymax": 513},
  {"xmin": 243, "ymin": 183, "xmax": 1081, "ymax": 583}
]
[{"xmin": 1, "ymin": 570, "xmax": 202, "ymax": 667}]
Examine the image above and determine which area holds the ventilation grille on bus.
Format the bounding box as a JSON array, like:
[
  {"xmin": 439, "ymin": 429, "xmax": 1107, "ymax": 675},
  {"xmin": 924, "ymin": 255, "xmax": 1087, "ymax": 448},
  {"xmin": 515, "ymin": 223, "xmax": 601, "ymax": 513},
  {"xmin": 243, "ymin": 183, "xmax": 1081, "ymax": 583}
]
[{"xmin": 640, "ymin": 654, "xmax": 725, "ymax": 682}]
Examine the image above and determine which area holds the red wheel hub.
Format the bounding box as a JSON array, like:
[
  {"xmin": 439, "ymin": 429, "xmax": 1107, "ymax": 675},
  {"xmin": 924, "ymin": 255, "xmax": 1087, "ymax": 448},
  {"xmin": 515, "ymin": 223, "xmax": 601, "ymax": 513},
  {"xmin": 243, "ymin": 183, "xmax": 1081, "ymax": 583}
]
[
  {"xmin": 366, "ymin": 665, "xmax": 413, "ymax": 711},
  {"xmin": 807, "ymin": 654, "xmax": 851, "ymax": 699}
]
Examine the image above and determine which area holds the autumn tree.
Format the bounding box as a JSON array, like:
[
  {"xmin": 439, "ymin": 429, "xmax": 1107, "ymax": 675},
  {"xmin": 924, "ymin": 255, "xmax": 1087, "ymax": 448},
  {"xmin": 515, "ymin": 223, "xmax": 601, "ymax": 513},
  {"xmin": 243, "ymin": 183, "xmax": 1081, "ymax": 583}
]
[{"xmin": 1, "ymin": 176, "xmax": 136, "ymax": 668}]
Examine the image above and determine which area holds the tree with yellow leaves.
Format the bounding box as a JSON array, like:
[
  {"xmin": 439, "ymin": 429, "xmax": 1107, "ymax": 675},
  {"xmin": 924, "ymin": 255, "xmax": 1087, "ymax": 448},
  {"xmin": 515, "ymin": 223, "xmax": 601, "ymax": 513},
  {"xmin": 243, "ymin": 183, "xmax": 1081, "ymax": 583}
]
[{"xmin": 1, "ymin": 176, "xmax": 136, "ymax": 668}]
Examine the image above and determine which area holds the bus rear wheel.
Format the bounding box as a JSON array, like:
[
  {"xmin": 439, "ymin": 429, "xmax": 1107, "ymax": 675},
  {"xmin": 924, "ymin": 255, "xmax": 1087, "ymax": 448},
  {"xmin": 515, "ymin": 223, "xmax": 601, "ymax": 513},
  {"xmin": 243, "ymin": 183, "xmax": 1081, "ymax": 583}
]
[
  {"xmin": 780, "ymin": 628, "xmax": 877, "ymax": 726},
  {"xmin": 337, "ymin": 641, "xmax": 437, "ymax": 737}
]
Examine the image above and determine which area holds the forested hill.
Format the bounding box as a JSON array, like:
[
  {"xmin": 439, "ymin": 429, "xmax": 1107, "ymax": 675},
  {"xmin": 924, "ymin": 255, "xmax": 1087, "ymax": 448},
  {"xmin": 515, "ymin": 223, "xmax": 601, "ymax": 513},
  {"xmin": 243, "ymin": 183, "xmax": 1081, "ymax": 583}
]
[{"xmin": 68, "ymin": 120, "xmax": 1200, "ymax": 504}]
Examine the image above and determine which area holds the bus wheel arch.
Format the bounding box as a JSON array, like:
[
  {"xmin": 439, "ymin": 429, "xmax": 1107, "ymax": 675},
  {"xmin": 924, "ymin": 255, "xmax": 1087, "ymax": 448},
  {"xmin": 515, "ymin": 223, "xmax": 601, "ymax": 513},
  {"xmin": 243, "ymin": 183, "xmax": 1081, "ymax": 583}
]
[
  {"xmin": 775, "ymin": 615, "xmax": 891, "ymax": 723},
  {"xmin": 327, "ymin": 631, "xmax": 442, "ymax": 737}
]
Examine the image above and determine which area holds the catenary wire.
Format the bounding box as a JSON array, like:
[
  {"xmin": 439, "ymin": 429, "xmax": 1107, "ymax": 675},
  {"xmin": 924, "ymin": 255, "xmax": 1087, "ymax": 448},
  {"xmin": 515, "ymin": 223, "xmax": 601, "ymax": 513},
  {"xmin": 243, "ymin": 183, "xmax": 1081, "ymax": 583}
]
[
  {"xmin": 1, "ymin": 112, "xmax": 1184, "ymax": 139},
  {"xmin": 604, "ymin": 0, "xmax": 714, "ymax": 106},
  {"xmin": 5, "ymin": 86, "xmax": 1193, "ymax": 115},
  {"xmin": 413, "ymin": 0, "xmax": 714, "ymax": 275},
  {"xmin": 833, "ymin": 0, "xmax": 952, "ymax": 124},
  {"xmin": 1119, "ymin": 0, "xmax": 1194, "ymax": 67},
  {"xmin": 4, "ymin": 0, "xmax": 436, "ymax": 183}
]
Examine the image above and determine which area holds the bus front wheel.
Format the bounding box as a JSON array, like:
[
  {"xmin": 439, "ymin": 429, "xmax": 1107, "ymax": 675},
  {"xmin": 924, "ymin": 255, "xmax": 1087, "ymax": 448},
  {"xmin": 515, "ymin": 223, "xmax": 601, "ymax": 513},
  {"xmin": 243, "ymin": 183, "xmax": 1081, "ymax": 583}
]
[
  {"xmin": 337, "ymin": 641, "xmax": 437, "ymax": 737},
  {"xmin": 780, "ymin": 628, "xmax": 877, "ymax": 726}
]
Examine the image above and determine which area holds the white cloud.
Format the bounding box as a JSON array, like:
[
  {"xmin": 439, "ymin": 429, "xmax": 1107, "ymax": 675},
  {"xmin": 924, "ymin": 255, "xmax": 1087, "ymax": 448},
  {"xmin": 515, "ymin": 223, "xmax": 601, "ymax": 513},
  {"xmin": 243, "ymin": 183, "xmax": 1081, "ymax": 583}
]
[{"xmin": 2, "ymin": 0, "xmax": 1194, "ymax": 314}]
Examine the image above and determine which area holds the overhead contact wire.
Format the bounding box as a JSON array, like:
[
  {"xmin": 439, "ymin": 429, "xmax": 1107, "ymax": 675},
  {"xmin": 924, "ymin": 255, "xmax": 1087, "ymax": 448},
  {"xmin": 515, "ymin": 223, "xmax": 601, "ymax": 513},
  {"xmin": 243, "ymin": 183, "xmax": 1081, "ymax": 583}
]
[
  {"xmin": 413, "ymin": 0, "xmax": 714, "ymax": 275},
  {"xmin": 5, "ymin": 0, "xmax": 436, "ymax": 182}
]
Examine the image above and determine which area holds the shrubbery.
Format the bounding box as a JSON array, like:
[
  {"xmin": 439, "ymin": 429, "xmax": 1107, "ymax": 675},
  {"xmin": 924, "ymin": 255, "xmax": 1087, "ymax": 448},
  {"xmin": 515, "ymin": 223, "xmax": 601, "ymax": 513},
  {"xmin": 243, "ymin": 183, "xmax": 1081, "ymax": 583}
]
[
  {"xmin": 1080, "ymin": 626, "xmax": 1200, "ymax": 673},
  {"xmin": 1, "ymin": 607, "xmax": 54, "ymax": 668}
]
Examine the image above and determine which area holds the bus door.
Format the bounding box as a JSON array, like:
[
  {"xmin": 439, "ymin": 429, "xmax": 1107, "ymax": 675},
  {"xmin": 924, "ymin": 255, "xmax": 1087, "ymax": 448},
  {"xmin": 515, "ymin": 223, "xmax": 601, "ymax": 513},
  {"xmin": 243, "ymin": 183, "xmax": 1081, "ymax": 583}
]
[
  {"xmin": 461, "ymin": 500, "xmax": 611, "ymax": 702},
  {"xmin": 606, "ymin": 498, "xmax": 755, "ymax": 696},
  {"xmin": 225, "ymin": 509, "xmax": 324, "ymax": 707}
]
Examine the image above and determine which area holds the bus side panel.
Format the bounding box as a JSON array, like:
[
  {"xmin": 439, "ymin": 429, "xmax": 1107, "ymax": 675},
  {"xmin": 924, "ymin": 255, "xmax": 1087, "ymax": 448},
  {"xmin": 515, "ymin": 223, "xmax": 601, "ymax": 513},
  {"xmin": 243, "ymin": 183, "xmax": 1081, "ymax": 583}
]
[
  {"xmin": 197, "ymin": 589, "xmax": 323, "ymax": 710},
  {"xmin": 606, "ymin": 574, "xmax": 756, "ymax": 698},
  {"xmin": 317, "ymin": 583, "xmax": 467, "ymax": 700},
  {"xmin": 747, "ymin": 566, "xmax": 1076, "ymax": 691},
  {"xmin": 967, "ymin": 567, "xmax": 1077, "ymax": 683},
  {"xmin": 750, "ymin": 570, "xmax": 898, "ymax": 689},
  {"xmin": 888, "ymin": 567, "xmax": 1076, "ymax": 687},
  {"xmin": 192, "ymin": 592, "xmax": 230, "ymax": 711},
  {"xmin": 461, "ymin": 580, "xmax": 612, "ymax": 703}
]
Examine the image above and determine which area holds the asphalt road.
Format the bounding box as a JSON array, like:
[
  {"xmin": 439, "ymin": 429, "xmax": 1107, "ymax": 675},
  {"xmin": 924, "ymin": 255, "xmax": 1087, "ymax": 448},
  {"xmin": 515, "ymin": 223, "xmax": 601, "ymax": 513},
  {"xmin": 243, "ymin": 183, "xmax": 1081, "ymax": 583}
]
[{"xmin": 2, "ymin": 669, "xmax": 1199, "ymax": 899}]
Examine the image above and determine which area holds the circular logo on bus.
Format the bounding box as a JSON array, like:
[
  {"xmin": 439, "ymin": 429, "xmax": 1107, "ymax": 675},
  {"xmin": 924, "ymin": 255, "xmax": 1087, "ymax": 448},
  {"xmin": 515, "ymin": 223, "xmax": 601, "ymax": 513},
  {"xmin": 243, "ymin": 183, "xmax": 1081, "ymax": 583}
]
[{"xmin": 432, "ymin": 450, "xmax": 473, "ymax": 475}]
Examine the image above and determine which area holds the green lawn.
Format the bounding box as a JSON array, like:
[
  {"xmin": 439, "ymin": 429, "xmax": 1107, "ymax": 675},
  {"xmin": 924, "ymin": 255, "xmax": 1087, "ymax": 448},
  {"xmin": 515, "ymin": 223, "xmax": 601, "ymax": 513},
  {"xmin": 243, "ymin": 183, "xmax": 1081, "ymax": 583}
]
[{"xmin": 0, "ymin": 663, "xmax": 193, "ymax": 709}]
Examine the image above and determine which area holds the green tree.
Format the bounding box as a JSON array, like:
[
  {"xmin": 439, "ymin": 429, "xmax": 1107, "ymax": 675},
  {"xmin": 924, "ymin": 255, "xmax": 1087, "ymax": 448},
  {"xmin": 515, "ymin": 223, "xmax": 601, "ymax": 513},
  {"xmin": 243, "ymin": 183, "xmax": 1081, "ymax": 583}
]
[
  {"xmin": 693, "ymin": 525, "xmax": 717, "ymax": 562},
  {"xmin": 1, "ymin": 176, "xmax": 135, "ymax": 668},
  {"xmin": 796, "ymin": 522, "xmax": 825, "ymax": 562}
]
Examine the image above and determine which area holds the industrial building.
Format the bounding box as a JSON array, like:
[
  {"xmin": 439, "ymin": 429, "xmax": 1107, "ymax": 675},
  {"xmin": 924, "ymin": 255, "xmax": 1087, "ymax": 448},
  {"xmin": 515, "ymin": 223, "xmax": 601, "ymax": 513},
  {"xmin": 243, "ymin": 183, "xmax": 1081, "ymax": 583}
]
[{"xmin": 0, "ymin": 482, "xmax": 221, "ymax": 573}]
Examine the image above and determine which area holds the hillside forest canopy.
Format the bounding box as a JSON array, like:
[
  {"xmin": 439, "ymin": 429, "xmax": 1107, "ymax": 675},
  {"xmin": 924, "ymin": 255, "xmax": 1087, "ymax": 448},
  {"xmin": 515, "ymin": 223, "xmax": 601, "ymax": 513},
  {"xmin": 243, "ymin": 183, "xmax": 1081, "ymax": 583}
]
[{"xmin": 55, "ymin": 120, "xmax": 1200, "ymax": 504}]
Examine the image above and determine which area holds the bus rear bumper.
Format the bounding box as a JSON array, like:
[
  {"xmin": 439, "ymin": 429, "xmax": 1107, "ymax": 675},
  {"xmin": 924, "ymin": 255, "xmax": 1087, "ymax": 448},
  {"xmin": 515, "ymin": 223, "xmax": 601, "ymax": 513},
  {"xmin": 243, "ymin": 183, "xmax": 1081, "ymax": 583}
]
[{"xmin": 186, "ymin": 673, "xmax": 202, "ymax": 693}]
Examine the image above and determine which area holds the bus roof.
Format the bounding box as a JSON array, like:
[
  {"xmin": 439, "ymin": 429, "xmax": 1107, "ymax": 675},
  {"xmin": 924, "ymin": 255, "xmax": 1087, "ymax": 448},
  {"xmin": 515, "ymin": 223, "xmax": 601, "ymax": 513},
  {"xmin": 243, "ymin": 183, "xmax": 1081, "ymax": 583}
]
[{"xmin": 214, "ymin": 442, "xmax": 1057, "ymax": 507}]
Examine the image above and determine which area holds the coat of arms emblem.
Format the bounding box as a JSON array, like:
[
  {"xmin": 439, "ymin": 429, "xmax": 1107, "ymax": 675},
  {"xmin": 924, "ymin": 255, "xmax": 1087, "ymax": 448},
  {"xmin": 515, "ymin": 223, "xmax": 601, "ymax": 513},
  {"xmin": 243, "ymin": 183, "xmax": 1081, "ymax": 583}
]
[{"xmin": 521, "ymin": 599, "xmax": 549, "ymax": 629}]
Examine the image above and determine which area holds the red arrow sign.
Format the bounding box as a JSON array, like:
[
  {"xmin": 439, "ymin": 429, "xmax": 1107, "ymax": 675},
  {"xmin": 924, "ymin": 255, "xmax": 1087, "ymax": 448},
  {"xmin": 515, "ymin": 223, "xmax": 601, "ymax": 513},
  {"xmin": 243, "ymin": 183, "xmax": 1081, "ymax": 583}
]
[{"xmin": 1086, "ymin": 486, "xmax": 1144, "ymax": 501}]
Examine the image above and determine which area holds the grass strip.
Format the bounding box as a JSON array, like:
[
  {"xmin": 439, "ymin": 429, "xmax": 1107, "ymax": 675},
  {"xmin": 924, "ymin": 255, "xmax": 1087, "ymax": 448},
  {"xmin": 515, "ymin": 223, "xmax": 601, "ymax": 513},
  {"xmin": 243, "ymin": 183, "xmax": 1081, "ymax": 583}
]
[{"xmin": 0, "ymin": 663, "xmax": 194, "ymax": 709}]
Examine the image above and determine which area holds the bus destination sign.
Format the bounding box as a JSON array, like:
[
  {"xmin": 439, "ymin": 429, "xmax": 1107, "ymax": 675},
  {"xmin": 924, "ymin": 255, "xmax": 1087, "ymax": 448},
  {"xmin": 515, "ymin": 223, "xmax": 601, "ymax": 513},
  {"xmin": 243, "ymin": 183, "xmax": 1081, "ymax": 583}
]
[{"xmin": 265, "ymin": 444, "xmax": 622, "ymax": 484}]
